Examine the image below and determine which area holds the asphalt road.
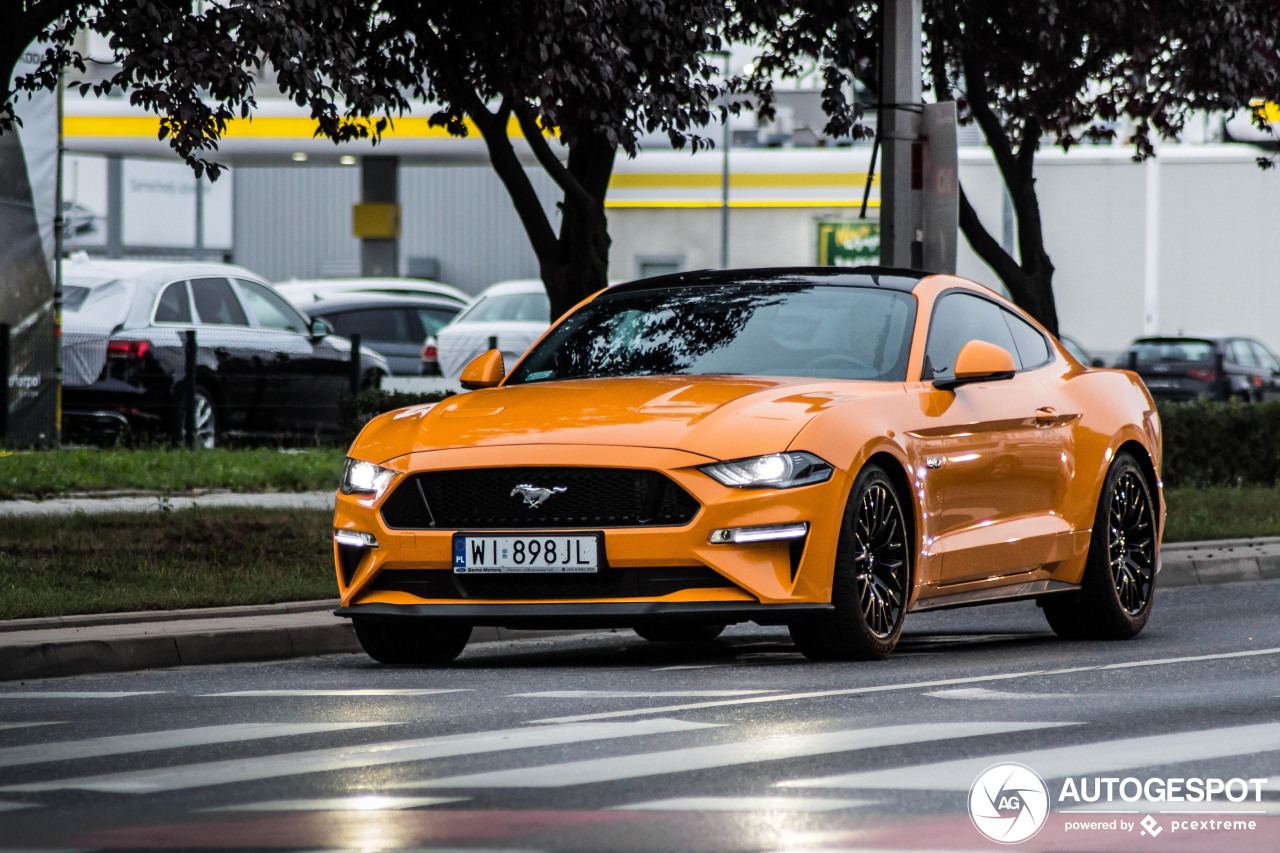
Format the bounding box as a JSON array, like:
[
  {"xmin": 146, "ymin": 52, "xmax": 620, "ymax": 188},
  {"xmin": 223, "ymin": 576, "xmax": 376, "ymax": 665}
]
[{"xmin": 1, "ymin": 581, "xmax": 1277, "ymax": 853}]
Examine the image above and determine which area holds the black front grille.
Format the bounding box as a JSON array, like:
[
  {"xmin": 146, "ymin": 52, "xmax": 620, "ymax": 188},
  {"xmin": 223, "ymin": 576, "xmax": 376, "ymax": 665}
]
[
  {"xmin": 380, "ymin": 467, "xmax": 700, "ymax": 530},
  {"xmin": 367, "ymin": 566, "xmax": 736, "ymax": 600}
]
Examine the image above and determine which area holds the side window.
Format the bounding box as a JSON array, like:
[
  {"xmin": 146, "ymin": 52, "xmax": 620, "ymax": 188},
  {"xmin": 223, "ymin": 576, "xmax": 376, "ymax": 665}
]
[
  {"xmin": 1249, "ymin": 341, "xmax": 1279, "ymax": 372},
  {"xmin": 235, "ymin": 279, "xmax": 306, "ymax": 333},
  {"xmin": 154, "ymin": 281, "xmax": 192, "ymax": 323},
  {"xmin": 1229, "ymin": 340, "xmax": 1258, "ymax": 367},
  {"xmin": 416, "ymin": 307, "xmax": 457, "ymax": 337},
  {"xmin": 1002, "ymin": 309, "xmax": 1051, "ymax": 370},
  {"xmin": 191, "ymin": 278, "xmax": 249, "ymax": 326},
  {"xmin": 325, "ymin": 308, "xmax": 407, "ymax": 342},
  {"xmin": 924, "ymin": 292, "xmax": 1020, "ymax": 379}
]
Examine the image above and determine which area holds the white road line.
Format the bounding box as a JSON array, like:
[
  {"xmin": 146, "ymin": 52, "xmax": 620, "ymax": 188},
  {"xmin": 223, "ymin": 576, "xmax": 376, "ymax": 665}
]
[
  {"xmin": 511, "ymin": 690, "xmax": 779, "ymax": 699},
  {"xmin": 2, "ymin": 718, "xmax": 714, "ymax": 794},
  {"xmin": 0, "ymin": 723, "xmax": 61, "ymax": 732},
  {"xmin": 781, "ymin": 722, "xmax": 1280, "ymax": 792},
  {"xmin": 199, "ymin": 689, "xmax": 469, "ymax": 697},
  {"xmin": 0, "ymin": 692, "xmax": 164, "ymax": 699},
  {"xmin": 924, "ymin": 687, "xmax": 1080, "ymax": 700},
  {"xmin": 202, "ymin": 796, "xmax": 466, "ymax": 812},
  {"xmin": 613, "ymin": 796, "xmax": 872, "ymax": 812},
  {"xmin": 400, "ymin": 721, "xmax": 1073, "ymax": 789},
  {"xmin": 0, "ymin": 722, "xmax": 391, "ymax": 769},
  {"xmin": 533, "ymin": 646, "xmax": 1280, "ymax": 724},
  {"xmin": 0, "ymin": 802, "xmax": 35, "ymax": 812}
]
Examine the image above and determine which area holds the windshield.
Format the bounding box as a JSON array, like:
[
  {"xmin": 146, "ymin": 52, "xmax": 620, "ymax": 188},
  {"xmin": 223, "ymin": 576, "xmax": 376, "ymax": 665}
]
[
  {"xmin": 459, "ymin": 291, "xmax": 550, "ymax": 324},
  {"xmin": 506, "ymin": 283, "xmax": 916, "ymax": 385},
  {"xmin": 1129, "ymin": 339, "xmax": 1215, "ymax": 366}
]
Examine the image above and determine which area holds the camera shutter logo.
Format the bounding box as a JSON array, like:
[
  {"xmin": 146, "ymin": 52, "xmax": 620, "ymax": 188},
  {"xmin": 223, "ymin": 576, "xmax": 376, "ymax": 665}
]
[{"xmin": 969, "ymin": 762, "xmax": 1051, "ymax": 844}]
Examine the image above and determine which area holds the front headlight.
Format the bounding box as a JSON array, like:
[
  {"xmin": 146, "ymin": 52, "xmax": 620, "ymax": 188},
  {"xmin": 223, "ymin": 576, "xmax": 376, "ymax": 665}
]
[
  {"xmin": 340, "ymin": 458, "xmax": 395, "ymax": 499},
  {"xmin": 699, "ymin": 451, "xmax": 833, "ymax": 489}
]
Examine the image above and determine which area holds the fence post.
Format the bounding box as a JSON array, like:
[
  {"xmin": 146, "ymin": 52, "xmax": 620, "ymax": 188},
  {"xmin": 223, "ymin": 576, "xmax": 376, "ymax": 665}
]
[
  {"xmin": 0, "ymin": 324, "xmax": 9, "ymax": 446},
  {"xmin": 1215, "ymin": 350, "xmax": 1229, "ymax": 401},
  {"xmin": 348, "ymin": 333, "xmax": 362, "ymax": 397},
  {"xmin": 183, "ymin": 330, "xmax": 197, "ymax": 449},
  {"xmin": 488, "ymin": 335, "xmax": 498, "ymax": 352}
]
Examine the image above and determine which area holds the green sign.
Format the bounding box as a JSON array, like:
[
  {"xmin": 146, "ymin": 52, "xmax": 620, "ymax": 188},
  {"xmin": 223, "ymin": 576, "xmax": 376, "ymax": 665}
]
[{"xmin": 817, "ymin": 220, "xmax": 880, "ymax": 267}]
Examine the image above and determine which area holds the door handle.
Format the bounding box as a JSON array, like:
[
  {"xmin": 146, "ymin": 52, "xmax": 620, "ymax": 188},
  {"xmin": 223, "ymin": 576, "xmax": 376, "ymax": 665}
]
[
  {"xmin": 214, "ymin": 347, "xmax": 230, "ymax": 359},
  {"xmin": 1034, "ymin": 406, "xmax": 1057, "ymax": 425}
]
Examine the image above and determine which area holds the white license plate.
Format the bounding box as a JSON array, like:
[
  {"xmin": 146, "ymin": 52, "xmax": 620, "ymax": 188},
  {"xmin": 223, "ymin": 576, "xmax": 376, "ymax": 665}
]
[{"xmin": 452, "ymin": 534, "xmax": 600, "ymax": 574}]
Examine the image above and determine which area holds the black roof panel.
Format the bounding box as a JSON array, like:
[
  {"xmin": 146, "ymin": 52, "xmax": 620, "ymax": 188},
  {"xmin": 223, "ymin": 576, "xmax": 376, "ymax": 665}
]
[{"xmin": 609, "ymin": 266, "xmax": 928, "ymax": 296}]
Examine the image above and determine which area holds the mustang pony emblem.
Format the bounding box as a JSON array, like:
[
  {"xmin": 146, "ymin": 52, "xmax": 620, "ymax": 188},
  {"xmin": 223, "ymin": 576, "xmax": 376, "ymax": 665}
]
[{"xmin": 510, "ymin": 483, "xmax": 568, "ymax": 509}]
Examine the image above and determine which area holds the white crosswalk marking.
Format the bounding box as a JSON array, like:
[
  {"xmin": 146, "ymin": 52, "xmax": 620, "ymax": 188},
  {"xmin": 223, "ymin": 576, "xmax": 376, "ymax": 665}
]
[
  {"xmin": 0, "ymin": 692, "xmax": 164, "ymax": 699},
  {"xmin": 199, "ymin": 690, "xmax": 468, "ymax": 697},
  {"xmin": 399, "ymin": 721, "xmax": 1074, "ymax": 789},
  {"xmin": 2, "ymin": 718, "xmax": 714, "ymax": 794},
  {"xmin": 614, "ymin": 796, "xmax": 871, "ymax": 812},
  {"xmin": 0, "ymin": 722, "xmax": 61, "ymax": 732},
  {"xmin": 203, "ymin": 796, "xmax": 466, "ymax": 812},
  {"xmin": 511, "ymin": 690, "xmax": 778, "ymax": 699},
  {"xmin": 925, "ymin": 687, "xmax": 1079, "ymax": 700},
  {"xmin": 0, "ymin": 722, "xmax": 391, "ymax": 769},
  {"xmin": 781, "ymin": 722, "xmax": 1280, "ymax": 791}
]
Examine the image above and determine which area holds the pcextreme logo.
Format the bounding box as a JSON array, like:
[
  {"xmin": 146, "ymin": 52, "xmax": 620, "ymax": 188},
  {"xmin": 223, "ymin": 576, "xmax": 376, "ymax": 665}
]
[{"xmin": 969, "ymin": 763, "xmax": 1051, "ymax": 844}]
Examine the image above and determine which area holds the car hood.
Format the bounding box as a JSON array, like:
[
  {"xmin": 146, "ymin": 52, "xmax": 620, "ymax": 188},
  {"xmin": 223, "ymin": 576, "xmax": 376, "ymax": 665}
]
[{"xmin": 358, "ymin": 375, "xmax": 904, "ymax": 463}]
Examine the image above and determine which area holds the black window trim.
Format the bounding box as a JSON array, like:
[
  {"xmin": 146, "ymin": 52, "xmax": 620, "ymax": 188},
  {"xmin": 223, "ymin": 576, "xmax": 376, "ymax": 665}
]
[
  {"xmin": 921, "ymin": 287, "xmax": 1056, "ymax": 381},
  {"xmin": 149, "ymin": 278, "xmax": 197, "ymax": 327}
]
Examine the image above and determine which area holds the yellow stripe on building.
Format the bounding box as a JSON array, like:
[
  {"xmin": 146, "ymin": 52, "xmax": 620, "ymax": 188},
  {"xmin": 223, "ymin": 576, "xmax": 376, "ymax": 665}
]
[
  {"xmin": 609, "ymin": 171, "xmax": 878, "ymax": 190},
  {"xmin": 63, "ymin": 114, "xmax": 523, "ymax": 139}
]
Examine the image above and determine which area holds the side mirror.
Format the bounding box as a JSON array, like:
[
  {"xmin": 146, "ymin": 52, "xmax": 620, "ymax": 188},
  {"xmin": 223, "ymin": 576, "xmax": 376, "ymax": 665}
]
[
  {"xmin": 934, "ymin": 340, "xmax": 1016, "ymax": 390},
  {"xmin": 1091, "ymin": 357, "xmax": 1106, "ymax": 368},
  {"xmin": 459, "ymin": 349, "xmax": 505, "ymax": 390},
  {"xmin": 308, "ymin": 317, "xmax": 332, "ymax": 339}
]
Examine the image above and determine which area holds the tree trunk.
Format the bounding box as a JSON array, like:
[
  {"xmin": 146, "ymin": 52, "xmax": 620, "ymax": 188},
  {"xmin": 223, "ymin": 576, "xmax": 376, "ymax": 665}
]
[{"xmin": 542, "ymin": 133, "xmax": 616, "ymax": 320}]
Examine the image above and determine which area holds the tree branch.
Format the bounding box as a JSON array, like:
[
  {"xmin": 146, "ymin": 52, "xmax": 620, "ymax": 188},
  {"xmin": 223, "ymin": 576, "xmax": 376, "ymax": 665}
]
[
  {"xmin": 958, "ymin": 184, "xmax": 1024, "ymax": 297},
  {"xmin": 512, "ymin": 102, "xmax": 596, "ymax": 213},
  {"xmin": 464, "ymin": 95, "xmax": 560, "ymax": 266}
]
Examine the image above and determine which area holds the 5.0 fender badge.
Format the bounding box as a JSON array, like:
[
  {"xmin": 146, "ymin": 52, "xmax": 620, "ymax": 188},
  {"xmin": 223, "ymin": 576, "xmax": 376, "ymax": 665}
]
[{"xmin": 511, "ymin": 483, "xmax": 568, "ymax": 509}]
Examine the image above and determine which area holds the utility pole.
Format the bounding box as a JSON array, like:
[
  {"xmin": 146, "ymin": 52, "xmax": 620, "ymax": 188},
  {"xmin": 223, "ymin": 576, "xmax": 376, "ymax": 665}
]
[{"xmin": 878, "ymin": 0, "xmax": 923, "ymax": 269}]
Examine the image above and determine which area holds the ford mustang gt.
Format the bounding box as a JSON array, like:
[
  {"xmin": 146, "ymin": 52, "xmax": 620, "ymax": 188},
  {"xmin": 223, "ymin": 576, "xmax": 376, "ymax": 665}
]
[{"xmin": 332, "ymin": 268, "xmax": 1162, "ymax": 664}]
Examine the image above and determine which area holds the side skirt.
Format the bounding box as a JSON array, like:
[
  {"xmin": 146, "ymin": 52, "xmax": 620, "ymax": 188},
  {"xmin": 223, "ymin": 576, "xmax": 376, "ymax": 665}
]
[{"xmin": 908, "ymin": 579, "xmax": 1080, "ymax": 613}]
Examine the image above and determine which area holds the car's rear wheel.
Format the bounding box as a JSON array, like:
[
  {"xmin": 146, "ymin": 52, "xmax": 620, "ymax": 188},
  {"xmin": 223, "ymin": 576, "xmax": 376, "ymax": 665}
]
[
  {"xmin": 175, "ymin": 387, "xmax": 217, "ymax": 449},
  {"xmin": 351, "ymin": 618, "xmax": 472, "ymax": 664},
  {"xmin": 790, "ymin": 464, "xmax": 910, "ymax": 661},
  {"xmin": 1043, "ymin": 452, "xmax": 1156, "ymax": 640},
  {"xmin": 633, "ymin": 624, "xmax": 726, "ymax": 643}
]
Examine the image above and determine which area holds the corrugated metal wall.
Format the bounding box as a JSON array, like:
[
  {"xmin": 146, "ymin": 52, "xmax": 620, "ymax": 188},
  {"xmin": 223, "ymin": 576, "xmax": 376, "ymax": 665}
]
[{"xmin": 233, "ymin": 163, "xmax": 560, "ymax": 295}]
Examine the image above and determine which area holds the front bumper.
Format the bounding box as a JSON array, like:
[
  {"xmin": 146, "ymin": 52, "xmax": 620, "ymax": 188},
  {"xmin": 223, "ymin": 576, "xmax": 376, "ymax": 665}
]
[{"xmin": 333, "ymin": 444, "xmax": 850, "ymax": 616}]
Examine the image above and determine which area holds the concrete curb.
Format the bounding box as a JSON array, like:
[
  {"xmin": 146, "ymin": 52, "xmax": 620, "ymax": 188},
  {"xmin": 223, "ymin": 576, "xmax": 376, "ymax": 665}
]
[{"xmin": 0, "ymin": 536, "xmax": 1275, "ymax": 683}]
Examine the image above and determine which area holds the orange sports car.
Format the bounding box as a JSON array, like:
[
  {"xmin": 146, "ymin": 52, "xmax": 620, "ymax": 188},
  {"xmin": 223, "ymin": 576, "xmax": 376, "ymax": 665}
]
[{"xmin": 333, "ymin": 268, "xmax": 1162, "ymax": 664}]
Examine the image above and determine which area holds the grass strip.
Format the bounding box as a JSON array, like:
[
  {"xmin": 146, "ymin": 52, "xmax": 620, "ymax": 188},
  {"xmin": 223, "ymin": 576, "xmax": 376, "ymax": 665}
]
[
  {"xmin": 0, "ymin": 448, "xmax": 346, "ymax": 499},
  {"xmin": 1163, "ymin": 485, "xmax": 1280, "ymax": 543},
  {"xmin": 0, "ymin": 486, "xmax": 1272, "ymax": 621},
  {"xmin": 0, "ymin": 507, "xmax": 335, "ymax": 620}
]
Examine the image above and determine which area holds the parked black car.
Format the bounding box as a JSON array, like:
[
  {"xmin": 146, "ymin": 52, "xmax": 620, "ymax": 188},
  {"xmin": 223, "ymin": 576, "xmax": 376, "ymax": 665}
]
[
  {"xmin": 1114, "ymin": 335, "xmax": 1280, "ymax": 402},
  {"xmin": 61, "ymin": 259, "xmax": 390, "ymax": 447},
  {"xmin": 300, "ymin": 293, "xmax": 463, "ymax": 376}
]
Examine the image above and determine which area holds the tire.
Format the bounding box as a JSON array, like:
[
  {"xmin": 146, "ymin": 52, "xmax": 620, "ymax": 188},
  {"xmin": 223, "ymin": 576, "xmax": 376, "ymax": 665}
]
[
  {"xmin": 633, "ymin": 624, "xmax": 726, "ymax": 643},
  {"xmin": 789, "ymin": 464, "xmax": 911, "ymax": 661},
  {"xmin": 352, "ymin": 618, "xmax": 472, "ymax": 664},
  {"xmin": 175, "ymin": 387, "xmax": 218, "ymax": 449},
  {"xmin": 1043, "ymin": 453, "xmax": 1157, "ymax": 640}
]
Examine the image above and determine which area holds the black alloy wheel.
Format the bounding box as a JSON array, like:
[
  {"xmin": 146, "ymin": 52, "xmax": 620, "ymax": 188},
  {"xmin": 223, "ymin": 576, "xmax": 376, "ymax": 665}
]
[
  {"xmin": 790, "ymin": 463, "xmax": 911, "ymax": 660},
  {"xmin": 1044, "ymin": 452, "xmax": 1157, "ymax": 640}
]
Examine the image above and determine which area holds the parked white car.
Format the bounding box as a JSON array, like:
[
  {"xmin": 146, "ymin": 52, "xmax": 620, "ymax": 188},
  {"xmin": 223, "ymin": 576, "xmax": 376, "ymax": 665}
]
[
  {"xmin": 274, "ymin": 277, "xmax": 471, "ymax": 309},
  {"xmin": 433, "ymin": 279, "xmax": 551, "ymax": 378}
]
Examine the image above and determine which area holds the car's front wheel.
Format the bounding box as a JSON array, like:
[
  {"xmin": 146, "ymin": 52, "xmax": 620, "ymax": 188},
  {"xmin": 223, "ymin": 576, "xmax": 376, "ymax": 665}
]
[
  {"xmin": 1043, "ymin": 452, "xmax": 1157, "ymax": 640},
  {"xmin": 351, "ymin": 618, "xmax": 472, "ymax": 664},
  {"xmin": 790, "ymin": 464, "xmax": 911, "ymax": 660}
]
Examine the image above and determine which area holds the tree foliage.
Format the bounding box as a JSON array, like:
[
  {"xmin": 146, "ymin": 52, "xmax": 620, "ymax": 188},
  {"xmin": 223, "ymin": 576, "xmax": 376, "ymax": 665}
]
[
  {"xmin": 739, "ymin": 0, "xmax": 1280, "ymax": 335},
  {"xmin": 4, "ymin": 0, "xmax": 735, "ymax": 319}
]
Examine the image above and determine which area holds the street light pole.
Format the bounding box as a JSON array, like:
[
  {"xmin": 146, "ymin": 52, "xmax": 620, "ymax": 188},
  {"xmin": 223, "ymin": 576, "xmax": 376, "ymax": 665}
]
[{"xmin": 718, "ymin": 51, "xmax": 730, "ymax": 269}]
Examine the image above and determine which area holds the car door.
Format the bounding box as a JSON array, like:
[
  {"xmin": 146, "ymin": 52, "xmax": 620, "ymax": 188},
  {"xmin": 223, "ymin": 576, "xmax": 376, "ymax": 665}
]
[
  {"xmin": 1248, "ymin": 340, "xmax": 1280, "ymax": 400},
  {"xmin": 324, "ymin": 307, "xmax": 418, "ymax": 375},
  {"xmin": 909, "ymin": 292, "xmax": 1078, "ymax": 586},
  {"xmin": 188, "ymin": 276, "xmax": 269, "ymax": 433},
  {"xmin": 232, "ymin": 278, "xmax": 347, "ymax": 435}
]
